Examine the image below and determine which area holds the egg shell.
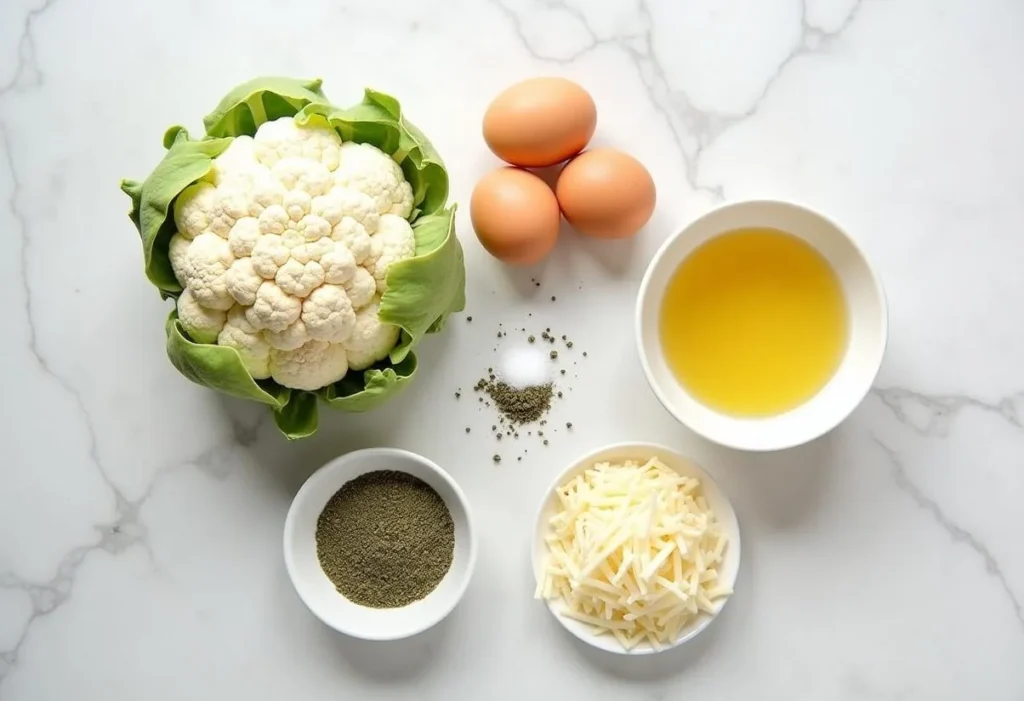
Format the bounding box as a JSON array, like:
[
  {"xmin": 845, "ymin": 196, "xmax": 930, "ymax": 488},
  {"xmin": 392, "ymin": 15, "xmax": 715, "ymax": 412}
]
[
  {"xmin": 483, "ymin": 77, "xmax": 597, "ymax": 168},
  {"xmin": 470, "ymin": 167, "xmax": 561, "ymax": 265},
  {"xmin": 555, "ymin": 148, "xmax": 656, "ymax": 239}
]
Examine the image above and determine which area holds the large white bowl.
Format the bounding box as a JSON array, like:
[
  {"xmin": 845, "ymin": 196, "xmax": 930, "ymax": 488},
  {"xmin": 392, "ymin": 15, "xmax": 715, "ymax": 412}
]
[
  {"xmin": 283, "ymin": 448, "xmax": 477, "ymax": 641},
  {"xmin": 636, "ymin": 200, "xmax": 888, "ymax": 452},
  {"xmin": 532, "ymin": 442, "xmax": 741, "ymax": 655}
]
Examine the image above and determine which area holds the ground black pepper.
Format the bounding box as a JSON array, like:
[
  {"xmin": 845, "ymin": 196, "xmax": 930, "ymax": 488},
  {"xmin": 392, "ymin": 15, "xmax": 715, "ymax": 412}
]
[
  {"xmin": 477, "ymin": 380, "xmax": 554, "ymax": 425},
  {"xmin": 315, "ymin": 471, "xmax": 454, "ymax": 609}
]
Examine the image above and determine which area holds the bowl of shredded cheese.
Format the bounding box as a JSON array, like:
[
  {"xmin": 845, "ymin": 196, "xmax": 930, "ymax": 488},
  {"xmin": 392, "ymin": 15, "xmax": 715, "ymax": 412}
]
[{"xmin": 532, "ymin": 443, "xmax": 740, "ymax": 654}]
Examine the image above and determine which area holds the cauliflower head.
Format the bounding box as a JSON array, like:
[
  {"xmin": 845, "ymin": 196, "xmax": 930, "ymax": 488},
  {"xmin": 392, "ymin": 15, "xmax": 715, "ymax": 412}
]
[
  {"xmin": 165, "ymin": 116, "xmax": 418, "ymax": 391},
  {"xmin": 122, "ymin": 78, "xmax": 464, "ymax": 439}
]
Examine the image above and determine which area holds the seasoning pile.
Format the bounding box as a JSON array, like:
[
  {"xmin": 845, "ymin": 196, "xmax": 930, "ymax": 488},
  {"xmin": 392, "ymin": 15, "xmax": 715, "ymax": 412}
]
[
  {"xmin": 456, "ymin": 311, "xmax": 588, "ymax": 463},
  {"xmin": 475, "ymin": 377, "xmax": 553, "ymax": 425},
  {"xmin": 316, "ymin": 470, "xmax": 455, "ymax": 608}
]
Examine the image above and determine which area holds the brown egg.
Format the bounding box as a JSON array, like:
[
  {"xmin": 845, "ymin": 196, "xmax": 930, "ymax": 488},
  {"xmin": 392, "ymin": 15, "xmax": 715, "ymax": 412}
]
[
  {"xmin": 471, "ymin": 167, "xmax": 561, "ymax": 265},
  {"xmin": 555, "ymin": 148, "xmax": 656, "ymax": 239},
  {"xmin": 483, "ymin": 77, "xmax": 597, "ymax": 168}
]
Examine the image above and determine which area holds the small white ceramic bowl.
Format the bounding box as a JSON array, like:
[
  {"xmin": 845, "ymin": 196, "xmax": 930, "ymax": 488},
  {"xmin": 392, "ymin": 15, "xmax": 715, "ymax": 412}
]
[
  {"xmin": 284, "ymin": 448, "xmax": 476, "ymax": 641},
  {"xmin": 636, "ymin": 200, "xmax": 888, "ymax": 452},
  {"xmin": 532, "ymin": 442, "xmax": 741, "ymax": 655}
]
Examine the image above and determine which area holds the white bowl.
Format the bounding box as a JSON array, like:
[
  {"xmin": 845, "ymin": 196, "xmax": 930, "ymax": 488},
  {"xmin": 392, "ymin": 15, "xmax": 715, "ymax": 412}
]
[
  {"xmin": 283, "ymin": 448, "xmax": 477, "ymax": 641},
  {"xmin": 636, "ymin": 200, "xmax": 888, "ymax": 452},
  {"xmin": 532, "ymin": 442, "xmax": 741, "ymax": 655}
]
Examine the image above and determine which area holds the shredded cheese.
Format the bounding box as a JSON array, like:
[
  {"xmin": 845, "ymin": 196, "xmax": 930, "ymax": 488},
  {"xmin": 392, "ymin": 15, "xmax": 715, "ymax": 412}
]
[{"xmin": 536, "ymin": 457, "xmax": 732, "ymax": 650}]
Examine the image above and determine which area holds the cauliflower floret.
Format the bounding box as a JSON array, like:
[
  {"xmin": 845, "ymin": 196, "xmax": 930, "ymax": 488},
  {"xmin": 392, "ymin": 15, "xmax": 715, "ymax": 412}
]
[
  {"xmin": 344, "ymin": 298, "xmax": 401, "ymax": 371},
  {"xmin": 224, "ymin": 257, "xmax": 263, "ymax": 306},
  {"xmin": 218, "ymin": 306, "xmax": 271, "ymax": 379},
  {"xmin": 331, "ymin": 217, "xmax": 374, "ymax": 264},
  {"xmin": 301, "ymin": 284, "xmax": 356, "ymax": 343},
  {"xmin": 276, "ymin": 258, "xmax": 325, "ymax": 298},
  {"xmin": 264, "ymin": 318, "xmax": 310, "ymax": 352},
  {"xmin": 168, "ymin": 233, "xmax": 192, "ymax": 288},
  {"xmin": 334, "ymin": 142, "xmax": 414, "ymax": 218},
  {"xmin": 320, "ymin": 241, "xmax": 356, "ymax": 284},
  {"xmin": 296, "ymin": 214, "xmax": 331, "ymax": 242},
  {"xmin": 253, "ymin": 117, "xmax": 307, "ymax": 167},
  {"xmin": 313, "ymin": 186, "xmax": 380, "ymax": 234},
  {"xmin": 250, "ymin": 233, "xmax": 290, "ymax": 279},
  {"xmin": 244, "ymin": 169, "xmax": 287, "ymax": 216},
  {"xmin": 283, "ymin": 189, "xmax": 313, "ymax": 222},
  {"xmin": 291, "ymin": 237, "xmax": 334, "ymax": 264},
  {"xmin": 211, "ymin": 136, "xmax": 259, "ymax": 186},
  {"xmin": 245, "ymin": 280, "xmax": 301, "ymax": 332},
  {"xmin": 272, "ymin": 158, "xmax": 332, "ymax": 197},
  {"xmin": 173, "ymin": 182, "xmax": 218, "ymax": 239},
  {"xmin": 343, "ymin": 267, "xmax": 377, "ymax": 310},
  {"xmin": 253, "ymin": 117, "xmax": 344, "ymax": 171},
  {"xmin": 281, "ymin": 228, "xmax": 306, "ymax": 251},
  {"xmin": 269, "ymin": 340, "xmax": 348, "ymax": 391},
  {"xmin": 296, "ymin": 126, "xmax": 342, "ymax": 171},
  {"xmin": 209, "ymin": 186, "xmax": 250, "ymax": 237},
  {"xmin": 257, "ymin": 205, "xmax": 289, "ymax": 236},
  {"xmin": 227, "ymin": 217, "xmax": 261, "ymax": 258},
  {"xmin": 176, "ymin": 288, "xmax": 228, "ymax": 344},
  {"xmin": 185, "ymin": 232, "xmax": 235, "ymax": 310},
  {"xmin": 367, "ymin": 213, "xmax": 416, "ymax": 293}
]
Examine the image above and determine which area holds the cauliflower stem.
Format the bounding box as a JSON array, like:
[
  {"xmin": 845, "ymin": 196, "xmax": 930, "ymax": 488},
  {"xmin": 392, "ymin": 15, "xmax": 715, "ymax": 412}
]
[{"xmin": 123, "ymin": 77, "xmax": 464, "ymax": 439}]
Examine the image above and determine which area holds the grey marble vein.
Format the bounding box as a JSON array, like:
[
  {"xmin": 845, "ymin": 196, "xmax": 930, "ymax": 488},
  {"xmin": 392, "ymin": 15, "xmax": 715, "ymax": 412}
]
[
  {"xmin": 489, "ymin": 0, "xmax": 868, "ymax": 199},
  {"xmin": 872, "ymin": 386, "xmax": 1024, "ymax": 437},
  {"xmin": 0, "ymin": 0, "xmax": 62, "ymax": 95},
  {"xmin": 873, "ymin": 437, "xmax": 1024, "ymax": 633},
  {"xmin": 0, "ymin": 411, "xmax": 264, "ymax": 690}
]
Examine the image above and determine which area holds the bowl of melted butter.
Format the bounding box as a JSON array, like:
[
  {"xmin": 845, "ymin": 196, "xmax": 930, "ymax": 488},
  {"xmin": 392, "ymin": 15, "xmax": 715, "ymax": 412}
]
[{"xmin": 636, "ymin": 200, "xmax": 887, "ymax": 451}]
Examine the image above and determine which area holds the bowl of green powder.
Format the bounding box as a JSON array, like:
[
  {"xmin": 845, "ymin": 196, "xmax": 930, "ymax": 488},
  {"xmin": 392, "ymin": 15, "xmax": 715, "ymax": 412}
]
[{"xmin": 284, "ymin": 448, "xmax": 477, "ymax": 641}]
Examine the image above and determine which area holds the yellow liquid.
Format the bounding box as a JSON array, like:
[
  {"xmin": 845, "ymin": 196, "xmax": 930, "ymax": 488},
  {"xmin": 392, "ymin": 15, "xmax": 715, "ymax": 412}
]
[{"xmin": 659, "ymin": 228, "xmax": 848, "ymax": 416}]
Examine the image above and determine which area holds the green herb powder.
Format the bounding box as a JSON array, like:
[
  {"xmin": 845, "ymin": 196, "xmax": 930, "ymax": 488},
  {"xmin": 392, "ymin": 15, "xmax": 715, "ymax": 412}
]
[
  {"xmin": 315, "ymin": 470, "xmax": 455, "ymax": 609},
  {"xmin": 475, "ymin": 379, "xmax": 554, "ymax": 425}
]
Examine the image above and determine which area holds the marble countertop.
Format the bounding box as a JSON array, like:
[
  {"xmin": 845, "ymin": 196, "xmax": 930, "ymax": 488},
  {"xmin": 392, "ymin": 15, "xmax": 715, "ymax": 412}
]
[{"xmin": 2, "ymin": 0, "xmax": 1023, "ymax": 698}]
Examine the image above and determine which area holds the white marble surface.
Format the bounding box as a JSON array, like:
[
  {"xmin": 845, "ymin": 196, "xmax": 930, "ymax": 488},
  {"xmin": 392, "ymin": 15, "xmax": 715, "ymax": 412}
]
[{"xmin": 1, "ymin": 0, "xmax": 1022, "ymax": 697}]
